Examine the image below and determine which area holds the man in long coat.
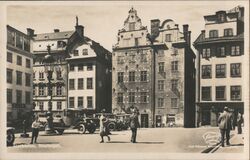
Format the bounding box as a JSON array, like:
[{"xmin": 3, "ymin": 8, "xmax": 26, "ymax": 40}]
[
  {"xmin": 129, "ymin": 109, "xmax": 140, "ymax": 143},
  {"xmin": 218, "ymin": 107, "xmax": 232, "ymax": 147}
]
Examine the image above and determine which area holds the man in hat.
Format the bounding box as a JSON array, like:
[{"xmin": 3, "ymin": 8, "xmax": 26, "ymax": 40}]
[
  {"xmin": 218, "ymin": 106, "xmax": 232, "ymax": 147},
  {"xmin": 129, "ymin": 109, "xmax": 140, "ymax": 143},
  {"xmin": 99, "ymin": 109, "xmax": 110, "ymax": 143}
]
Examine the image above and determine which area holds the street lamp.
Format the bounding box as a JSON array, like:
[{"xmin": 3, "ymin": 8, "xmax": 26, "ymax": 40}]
[{"xmin": 43, "ymin": 45, "xmax": 56, "ymax": 134}]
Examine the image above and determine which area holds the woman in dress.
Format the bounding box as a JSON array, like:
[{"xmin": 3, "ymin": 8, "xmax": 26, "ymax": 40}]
[{"xmin": 99, "ymin": 109, "xmax": 111, "ymax": 143}]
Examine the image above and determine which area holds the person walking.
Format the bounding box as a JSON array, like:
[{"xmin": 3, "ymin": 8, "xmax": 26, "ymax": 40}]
[
  {"xmin": 129, "ymin": 109, "xmax": 140, "ymax": 143},
  {"xmin": 30, "ymin": 116, "xmax": 40, "ymax": 144},
  {"xmin": 99, "ymin": 109, "xmax": 111, "ymax": 143},
  {"xmin": 237, "ymin": 112, "xmax": 243, "ymax": 134},
  {"xmin": 218, "ymin": 107, "xmax": 232, "ymax": 147}
]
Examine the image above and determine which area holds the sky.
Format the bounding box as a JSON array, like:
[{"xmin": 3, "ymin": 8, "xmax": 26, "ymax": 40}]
[{"xmin": 6, "ymin": 1, "xmax": 248, "ymax": 52}]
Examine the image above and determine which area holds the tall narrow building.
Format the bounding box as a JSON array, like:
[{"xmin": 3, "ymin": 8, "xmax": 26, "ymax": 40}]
[
  {"xmin": 112, "ymin": 8, "xmax": 196, "ymax": 127},
  {"xmin": 193, "ymin": 6, "xmax": 244, "ymax": 127}
]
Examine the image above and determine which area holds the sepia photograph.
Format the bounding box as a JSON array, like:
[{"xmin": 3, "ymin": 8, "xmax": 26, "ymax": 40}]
[{"xmin": 0, "ymin": 1, "xmax": 249, "ymax": 160}]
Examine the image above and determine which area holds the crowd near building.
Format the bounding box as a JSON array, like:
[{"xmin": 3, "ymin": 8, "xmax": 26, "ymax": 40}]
[
  {"xmin": 6, "ymin": 6, "xmax": 244, "ymax": 128},
  {"xmin": 193, "ymin": 6, "xmax": 244, "ymax": 127}
]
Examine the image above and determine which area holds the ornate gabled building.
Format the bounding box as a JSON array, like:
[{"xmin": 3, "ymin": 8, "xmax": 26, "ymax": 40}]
[
  {"xmin": 193, "ymin": 6, "xmax": 244, "ymax": 127},
  {"xmin": 112, "ymin": 8, "xmax": 196, "ymax": 128}
]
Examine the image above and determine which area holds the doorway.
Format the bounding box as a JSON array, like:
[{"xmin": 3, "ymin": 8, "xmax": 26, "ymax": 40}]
[{"xmin": 140, "ymin": 114, "xmax": 149, "ymax": 128}]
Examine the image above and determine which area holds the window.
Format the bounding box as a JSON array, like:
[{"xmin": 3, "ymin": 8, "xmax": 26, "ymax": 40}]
[
  {"xmin": 129, "ymin": 92, "xmax": 135, "ymax": 103},
  {"xmin": 87, "ymin": 78, "xmax": 93, "ymax": 89},
  {"xmin": 87, "ymin": 63, "xmax": 93, "ymax": 71},
  {"xmin": 231, "ymin": 46, "xmax": 240, "ymax": 56},
  {"xmin": 25, "ymin": 73, "xmax": 31, "ymax": 86},
  {"xmin": 7, "ymin": 69, "xmax": 12, "ymax": 83},
  {"xmin": 117, "ymin": 56, "xmax": 125, "ymax": 64},
  {"xmin": 140, "ymin": 53, "xmax": 147, "ymax": 62},
  {"xmin": 202, "ymin": 48, "xmax": 211, "ymax": 58},
  {"xmin": 56, "ymin": 70, "xmax": 62, "ymax": 79},
  {"xmin": 165, "ymin": 34, "xmax": 171, "ymax": 42},
  {"xmin": 231, "ymin": 63, "xmax": 241, "ymax": 77},
  {"xmin": 171, "ymin": 98, "xmax": 178, "ymax": 108},
  {"xmin": 78, "ymin": 64, "xmax": 83, "ymax": 71},
  {"xmin": 33, "ymin": 86, "xmax": 36, "ymax": 96},
  {"xmin": 23, "ymin": 38, "xmax": 30, "ymax": 52},
  {"xmin": 16, "ymin": 90, "xmax": 22, "ymax": 104},
  {"xmin": 218, "ymin": 13, "xmax": 226, "ymax": 22},
  {"xmin": 202, "ymin": 65, "xmax": 212, "ymax": 79},
  {"xmin": 78, "ymin": 78, "xmax": 84, "ymax": 89},
  {"xmin": 117, "ymin": 93, "xmax": 123, "ymax": 103},
  {"xmin": 87, "ymin": 96, "xmax": 93, "ymax": 108},
  {"xmin": 69, "ymin": 79, "xmax": 75, "ymax": 90},
  {"xmin": 39, "ymin": 72, "xmax": 44, "ymax": 79},
  {"xmin": 202, "ymin": 87, "xmax": 211, "ymax": 101},
  {"xmin": 7, "ymin": 89, "xmax": 12, "ymax": 103},
  {"xmin": 118, "ymin": 72, "xmax": 124, "ymax": 83},
  {"xmin": 216, "ymin": 86, "xmax": 226, "ymax": 100},
  {"xmin": 129, "ymin": 22, "xmax": 135, "ymax": 31},
  {"xmin": 73, "ymin": 50, "xmax": 79, "ymax": 56},
  {"xmin": 39, "ymin": 102, "xmax": 44, "ymax": 111},
  {"xmin": 129, "ymin": 54, "xmax": 136, "ymax": 63},
  {"xmin": 17, "ymin": 55, "xmax": 22, "ymax": 66},
  {"xmin": 69, "ymin": 97, "xmax": 74, "ymax": 108},
  {"xmin": 16, "ymin": 33, "xmax": 23, "ymax": 49},
  {"xmin": 216, "ymin": 64, "xmax": 226, "ymax": 78},
  {"xmin": 7, "ymin": 52, "xmax": 12, "ymax": 63},
  {"xmin": 171, "ymin": 79, "xmax": 178, "ymax": 91},
  {"xmin": 70, "ymin": 64, "xmax": 75, "ymax": 71},
  {"xmin": 7, "ymin": 30, "xmax": 15, "ymax": 46},
  {"xmin": 16, "ymin": 71, "xmax": 22, "ymax": 85},
  {"xmin": 135, "ymin": 38, "xmax": 139, "ymax": 46},
  {"xmin": 140, "ymin": 92, "xmax": 147, "ymax": 103},
  {"xmin": 171, "ymin": 61, "xmax": 178, "ymax": 72},
  {"xmin": 158, "ymin": 80, "xmax": 164, "ymax": 91},
  {"xmin": 217, "ymin": 47, "xmax": 225, "ymax": 57},
  {"xmin": 82, "ymin": 49, "xmax": 88, "ymax": 55},
  {"xmin": 56, "ymin": 85, "xmax": 63, "ymax": 96},
  {"xmin": 26, "ymin": 59, "xmax": 31, "ymax": 68},
  {"xmin": 140, "ymin": 71, "xmax": 147, "ymax": 82},
  {"xmin": 159, "ymin": 62, "xmax": 165, "ymax": 72},
  {"xmin": 25, "ymin": 91, "xmax": 31, "ymax": 104},
  {"xmin": 224, "ymin": 28, "xmax": 233, "ymax": 37},
  {"xmin": 78, "ymin": 97, "xmax": 83, "ymax": 108},
  {"xmin": 129, "ymin": 71, "xmax": 135, "ymax": 82},
  {"xmin": 39, "ymin": 86, "xmax": 45, "ymax": 96},
  {"xmin": 209, "ymin": 30, "xmax": 218, "ymax": 38},
  {"xmin": 158, "ymin": 98, "xmax": 164, "ymax": 108},
  {"xmin": 231, "ymin": 86, "xmax": 241, "ymax": 101},
  {"xmin": 57, "ymin": 102, "xmax": 62, "ymax": 110},
  {"xmin": 33, "ymin": 72, "xmax": 36, "ymax": 79}
]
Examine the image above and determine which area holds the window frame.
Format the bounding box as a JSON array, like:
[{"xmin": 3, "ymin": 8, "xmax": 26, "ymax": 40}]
[
  {"xmin": 216, "ymin": 86, "xmax": 226, "ymax": 101},
  {"xmin": 201, "ymin": 86, "xmax": 211, "ymax": 101},
  {"xmin": 216, "ymin": 64, "xmax": 226, "ymax": 78}
]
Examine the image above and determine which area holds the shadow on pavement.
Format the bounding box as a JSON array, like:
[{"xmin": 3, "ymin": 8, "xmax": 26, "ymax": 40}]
[
  {"xmin": 107, "ymin": 141, "xmax": 164, "ymax": 144},
  {"xmin": 229, "ymin": 143, "xmax": 244, "ymax": 146},
  {"xmin": 107, "ymin": 141, "xmax": 130, "ymax": 143}
]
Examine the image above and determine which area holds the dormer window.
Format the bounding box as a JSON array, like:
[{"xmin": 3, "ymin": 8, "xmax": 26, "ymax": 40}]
[
  {"xmin": 209, "ymin": 30, "xmax": 218, "ymax": 38},
  {"xmin": 129, "ymin": 22, "xmax": 135, "ymax": 31},
  {"xmin": 224, "ymin": 28, "xmax": 233, "ymax": 37},
  {"xmin": 217, "ymin": 12, "xmax": 226, "ymax": 23}
]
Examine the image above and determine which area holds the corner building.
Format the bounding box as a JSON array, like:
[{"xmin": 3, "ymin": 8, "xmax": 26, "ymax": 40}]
[
  {"xmin": 112, "ymin": 8, "xmax": 196, "ymax": 127},
  {"xmin": 193, "ymin": 6, "xmax": 244, "ymax": 127}
]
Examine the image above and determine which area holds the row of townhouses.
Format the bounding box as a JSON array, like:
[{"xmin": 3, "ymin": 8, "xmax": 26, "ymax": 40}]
[{"xmin": 6, "ymin": 6, "xmax": 244, "ymax": 128}]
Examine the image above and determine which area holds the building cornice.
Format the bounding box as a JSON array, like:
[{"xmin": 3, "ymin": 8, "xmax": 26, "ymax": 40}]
[{"xmin": 7, "ymin": 44, "xmax": 33, "ymax": 58}]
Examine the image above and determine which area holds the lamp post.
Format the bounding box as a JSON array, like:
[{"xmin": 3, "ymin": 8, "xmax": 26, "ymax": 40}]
[{"xmin": 43, "ymin": 45, "xmax": 55, "ymax": 134}]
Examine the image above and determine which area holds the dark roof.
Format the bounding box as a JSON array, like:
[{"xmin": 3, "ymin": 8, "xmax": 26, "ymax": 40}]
[
  {"xmin": 34, "ymin": 31, "xmax": 74, "ymax": 41},
  {"xmin": 193, "ymin": 32, "xmax": 244, "ymax": 46}
]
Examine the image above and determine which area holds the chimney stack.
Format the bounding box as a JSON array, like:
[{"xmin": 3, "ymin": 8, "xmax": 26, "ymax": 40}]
[
  {"xmin": 183, "ymin": 24, "xmax": 191, "ymax": 46},
  {"xmin": 150, "ymin": 19, "xmax": 160, "ymax": 39},
  {"xmin": 54, "ymin": 29, "xmax": 60, "ymax": 33},
  {"xmin": 75, "ymin": 16, "xmax": 84, "ymax": 37},
  {"xmin": 27, "ymin": 28, "xmax": 34, "ymax": 37}
]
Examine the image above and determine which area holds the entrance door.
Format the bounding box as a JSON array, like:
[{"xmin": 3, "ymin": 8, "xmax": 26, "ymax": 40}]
[
  {"xmin": 201, "ymin": 109, "xmax": 211, "ymax": 125},
  {"xmin": 156, "ymin": 115, "xmax": 162, "ymax": 127},
  {"xmin": 140, "ymin": 114, "xmax": 148, "ymax": 128}
]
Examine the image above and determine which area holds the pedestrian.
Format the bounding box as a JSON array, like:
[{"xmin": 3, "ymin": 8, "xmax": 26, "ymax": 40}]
[
  {"xmin": 30, "ymin": 116, "xmax": 40, "ymax": 144},
  {"xmin": 218, "ymin": 107, "xmax": 232, "ymax": 147},
  {"xmin": 237, "ymin": 112, "xmax": 243, "ymax": 134},
  {"xmin": 129, "ymin": 109, "xmax": 140, "ymax": 143},
  {"xmin": 99, "ymin": 109, "xmax": 110, "ymax": 143}
]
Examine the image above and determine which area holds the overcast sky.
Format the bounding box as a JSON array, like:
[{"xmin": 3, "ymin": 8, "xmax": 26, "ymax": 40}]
[{"xmin": 6, "ymin": 1, "xmax": 247, "ymax": 52}]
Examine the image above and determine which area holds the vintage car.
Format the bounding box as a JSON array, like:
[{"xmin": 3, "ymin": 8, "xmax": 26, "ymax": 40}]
[
  {"xmin": 7, "ymin": 127, "xmax": 15, "ymax": 146},
  {"xmin": 42, "ymin": 109, "xmax": 97, "ymax": 135}
]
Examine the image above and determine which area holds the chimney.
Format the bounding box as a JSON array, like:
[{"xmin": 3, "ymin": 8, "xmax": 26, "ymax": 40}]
[
  {"xmin": 27, "ymin": 28, "xmax": 34, "ymax": 37},
  {"xmin": 75, "ymin": 25, "xmax": 84, "ymax": 37},
  {"xmin": 183, "ymin": 24, "xmax": 190, "ymax": 46},
  {"xmin": 150, "ymin": 19, "xmax": 160, "ymax": 39},
  {"xmin": 54, "ymin": 29, "xmax": 60, "ymax": 33}
]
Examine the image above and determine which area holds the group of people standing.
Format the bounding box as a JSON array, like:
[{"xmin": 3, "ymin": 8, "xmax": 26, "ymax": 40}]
[
  {"xmin": 218, "ymin": 107, "xmax": 244, "ymax": 147},
  {"xmin": 99, "ymin": 109, "xmax": 140, "ymax": 143}
]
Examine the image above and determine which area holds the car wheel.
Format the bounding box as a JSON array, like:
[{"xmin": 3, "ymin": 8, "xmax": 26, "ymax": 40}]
[
  {"xmin": 57, "ymin": 129, "xmax": 64, "ymax": 135},
  {"xmin": 78, "ymin": 124, "xmax": 86, "ymax": 134},
  {"xmin": 107, "ymin": 122, "xmax": 116, "ymax": 131},
  {"xmin": 7, "ymin": 130, "xmax": 15, "ymax": 146}
]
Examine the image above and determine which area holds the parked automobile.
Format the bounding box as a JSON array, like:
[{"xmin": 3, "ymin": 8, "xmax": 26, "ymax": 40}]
[{"xmin": 7, "ymin": 127, "xmax": 15, "ymax": 146}]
